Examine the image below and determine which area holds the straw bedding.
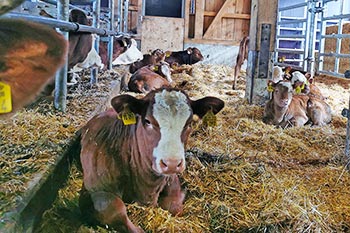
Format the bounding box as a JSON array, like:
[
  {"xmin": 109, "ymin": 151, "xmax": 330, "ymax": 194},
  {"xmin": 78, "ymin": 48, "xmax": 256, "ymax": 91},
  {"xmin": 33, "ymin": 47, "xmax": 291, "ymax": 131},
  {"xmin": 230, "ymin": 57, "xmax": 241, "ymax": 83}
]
[{"xmin": 1, "ymin": 64, "xmax": 349, "ymax": 232}]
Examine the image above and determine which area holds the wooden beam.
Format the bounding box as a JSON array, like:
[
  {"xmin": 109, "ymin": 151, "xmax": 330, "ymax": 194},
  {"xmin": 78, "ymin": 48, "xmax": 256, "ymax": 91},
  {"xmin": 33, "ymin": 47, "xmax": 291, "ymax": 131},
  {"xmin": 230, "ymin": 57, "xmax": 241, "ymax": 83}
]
[
  {"xmin": 194, "ymin": 0, "xmax": 204, "ymax": 39},
  {"xmin": 203, "ymin": 0, "xmax": 235, "ymax": 39},
  {"xmin": 204, "ymin": 11, "xmax": 250, "ymax": 20},
  {"xmin": 128, "ymin": 5, "xmax": 138, "ymax": 11},
  {"xmin": 184, "ymin": 0, "xmax": 190, "ymax": 40}
]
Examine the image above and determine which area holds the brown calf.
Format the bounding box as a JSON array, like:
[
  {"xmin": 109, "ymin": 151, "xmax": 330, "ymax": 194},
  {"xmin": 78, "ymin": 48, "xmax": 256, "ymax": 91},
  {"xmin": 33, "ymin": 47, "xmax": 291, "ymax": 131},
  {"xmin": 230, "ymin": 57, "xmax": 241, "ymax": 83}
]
[
  {"xmin": 232, "ymin": 36, "xmax": 249, "ymax": 90},
  {"xmin": 128, "ymin": 65, "xmax": 171, "ymax": 93},
  {"xmin": 0, "ymin": 18, "xmax": 67, "ymax": 119},
  {"xmin": 79, "ymin": 88, "xmax": 225, "ymax": 232},
  {"xmin": 164, "ymin": 47, "xmax": 204, "ymax": 66}
]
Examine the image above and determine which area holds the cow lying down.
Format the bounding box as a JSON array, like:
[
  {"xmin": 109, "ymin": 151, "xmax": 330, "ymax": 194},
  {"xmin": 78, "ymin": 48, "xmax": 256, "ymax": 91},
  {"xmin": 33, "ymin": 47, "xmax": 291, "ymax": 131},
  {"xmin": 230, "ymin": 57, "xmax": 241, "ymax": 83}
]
[
  {"xmin": 263, "ymin": 81, "xmax": 332, "ymax": 127},
  {"xmin": 79, "ymin": 87, "xmax": 225, "ymax": 232}
]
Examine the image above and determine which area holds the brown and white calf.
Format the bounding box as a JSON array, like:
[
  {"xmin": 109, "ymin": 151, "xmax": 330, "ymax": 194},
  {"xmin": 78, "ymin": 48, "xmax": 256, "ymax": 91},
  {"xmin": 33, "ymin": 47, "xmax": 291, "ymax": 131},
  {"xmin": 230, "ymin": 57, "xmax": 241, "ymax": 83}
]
[
  {"xmin": 263, "ymin": 81, "xmax": 331, "ymax": 127},
  {"xmin": 232, "ymin": 36, "xmax": 249, "ymax": 90},
  {"xmin": 129, "ymin": 49, "xmax": 166, "ymax": 74},
  {"xmin": 0, "ymin": 18, "xmax": 67, "ymax": 119},
  {"xmin": 127, "ymin": 64, "xmax": 172, "ymax": 93},
  {"xmin": 79, "ymin": 88, "xmax": 225, "ymax": 232}
]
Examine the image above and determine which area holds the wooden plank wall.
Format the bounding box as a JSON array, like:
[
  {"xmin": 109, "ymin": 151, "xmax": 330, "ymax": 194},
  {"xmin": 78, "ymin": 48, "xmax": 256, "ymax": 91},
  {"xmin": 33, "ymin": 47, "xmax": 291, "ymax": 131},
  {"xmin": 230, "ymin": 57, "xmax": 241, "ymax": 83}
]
[
  {"xmin": 123, "ymin": 0, "xmax": 251, "ymax": 46},
  {"xmin": 185, "ymin": 0, "xmax": 251, "ymax": 45}
]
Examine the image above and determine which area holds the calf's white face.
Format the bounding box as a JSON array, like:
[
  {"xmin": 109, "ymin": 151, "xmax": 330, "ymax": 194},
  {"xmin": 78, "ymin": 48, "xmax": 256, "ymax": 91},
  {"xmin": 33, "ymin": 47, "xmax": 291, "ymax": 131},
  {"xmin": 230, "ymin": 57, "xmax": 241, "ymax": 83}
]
[{"xmin": 152, "ymin": 90, "xmax": 191, "ymax": 175}]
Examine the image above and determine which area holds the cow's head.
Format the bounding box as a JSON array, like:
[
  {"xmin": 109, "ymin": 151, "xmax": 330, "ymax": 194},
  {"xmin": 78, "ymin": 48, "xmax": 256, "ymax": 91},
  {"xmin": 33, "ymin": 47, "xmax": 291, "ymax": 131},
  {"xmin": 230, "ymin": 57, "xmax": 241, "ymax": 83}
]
[
  {"xmin": 270, "ymin": 81, "xmax": 293, "ymax": 108},
  {"xmin": 186, "ymin": 47, "xmax": 204, "ymax": 64},
  {"xmin": 112, "ymin": 38, "xmax": 143, "ymax": 65},
  {"xmin": 111, "ymin": 88, "xmax": 224, "ymax": 175}
]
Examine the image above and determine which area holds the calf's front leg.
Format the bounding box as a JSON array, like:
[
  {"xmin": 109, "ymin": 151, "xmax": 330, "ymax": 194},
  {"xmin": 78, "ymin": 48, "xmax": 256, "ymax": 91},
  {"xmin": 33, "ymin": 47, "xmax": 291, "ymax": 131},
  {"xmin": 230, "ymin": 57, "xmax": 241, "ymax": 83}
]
[
  {"xmin": 158, "ymin": 175, "xmax": 185, "ymax": 216},
  {"xmin": 90, "ymin": 191, "xmax": 144, "ymax": 233}
]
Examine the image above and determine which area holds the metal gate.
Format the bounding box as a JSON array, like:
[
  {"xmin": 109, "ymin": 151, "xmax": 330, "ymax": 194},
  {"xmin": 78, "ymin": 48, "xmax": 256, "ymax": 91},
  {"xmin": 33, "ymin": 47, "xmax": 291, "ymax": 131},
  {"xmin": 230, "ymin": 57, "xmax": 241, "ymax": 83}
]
[{"xmin": 275, "ymin": 0, "xmax": 350, "ymax": 78}]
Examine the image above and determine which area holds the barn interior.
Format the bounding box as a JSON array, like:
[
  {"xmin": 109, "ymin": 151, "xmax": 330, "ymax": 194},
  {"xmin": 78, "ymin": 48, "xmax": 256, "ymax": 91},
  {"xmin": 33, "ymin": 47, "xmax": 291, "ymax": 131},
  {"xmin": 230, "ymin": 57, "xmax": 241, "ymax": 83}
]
[{"xmin": 1, "ymin": 0, "xmax": 350, "ymax": 232}]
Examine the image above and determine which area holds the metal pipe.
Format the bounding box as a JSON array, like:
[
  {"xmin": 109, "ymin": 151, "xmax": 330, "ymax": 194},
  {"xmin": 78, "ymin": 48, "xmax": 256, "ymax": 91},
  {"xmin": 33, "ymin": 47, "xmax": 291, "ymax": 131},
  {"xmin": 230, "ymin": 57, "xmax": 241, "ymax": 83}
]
[
  {"xmin": 1, "ymin": 12, "xmax": 129, "ymax": 36},
  {"xmin": 306, "ymin": 0, "xmax": 318, "ymax": 76},
  {"xmin": 123, "ymin": 0, "xmax": 129, "ymax": 32},
  {"xmin": 90, "ymin": 0, "xmax": 101, "ymax": 85},
  {"xmin": 54, "ymin": 0, "xmax": 69, "ymax": 112},
  {"xmin": 278, "ymin": 2, "xmax": 308, "ymax": 12},
  {"xmin": 39, "ymin": 0, "xmax": 90, "ymax": 16},
  {"xmin": 117, "ymin": 0, "xmax": 122, "ymax": 31},
  {"xmin": 108, "ymin": 0, "xmax": 115, "ymax": 70},
  {"xmin": 334, "ymin": 0, "xmax": 344, "ymax": 73}
]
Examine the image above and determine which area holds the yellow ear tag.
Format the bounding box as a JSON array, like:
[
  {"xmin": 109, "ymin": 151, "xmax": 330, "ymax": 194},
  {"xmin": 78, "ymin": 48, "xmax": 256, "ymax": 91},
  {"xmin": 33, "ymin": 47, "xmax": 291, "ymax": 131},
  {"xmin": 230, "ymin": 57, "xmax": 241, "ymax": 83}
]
[
  {"xmin": 0, "ymin": 82, "xmax": 12, "ymax": 113},
  {"xmin": 301, "ymin": 83, "xmax": 305, "ymax": 90},
  {"xmin": 202, "ymin": 110, "xmax": 217, "ymax": 127},
  {"xmin": 165, "ymin": 51, "xmax": 171, "ymax": 57},
  {"xmin": 152, "ymin": 65, "xmax": 159, "ymax": 71},
  {"xmin": 120, "ymin": 107, "xmax": 136, "ymax": 125},
  {"xmin": 267, "ymin": 84, "xmax": 274, "ymax": 92},
  {"xmin": 295, "ymin": 86, "xmax": 302, "ymax": 94}
]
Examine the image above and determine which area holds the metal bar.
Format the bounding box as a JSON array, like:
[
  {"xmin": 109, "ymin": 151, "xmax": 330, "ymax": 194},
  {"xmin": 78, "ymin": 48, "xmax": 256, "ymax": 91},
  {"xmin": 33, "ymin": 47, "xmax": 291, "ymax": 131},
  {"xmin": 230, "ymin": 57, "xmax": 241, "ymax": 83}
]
[
  {"xmin": 318, "ymin": 53, "xmax": 350, "ymax": 58},
  {"xmin": 278, "ymin": 2, "xmax": 308, "ymax": 12},
  {"xmin": 39, "ymin": 0, "xmax": 90, "ymax": 16},
  {"xmin": 91, "ymin": 0, "xmax": 101, "ymax": 85},
  {"xmin": 306, "ymin": 0, "xmax": 317, "ymax": 76},
  {"xmin": 345, "ymin": 96, "xmax": 350, "ymax": 160},
  {"xmin": 277, "ymin": 34, "xmax": 306, "ymax": 39},
  {"xmin": 123, "ymin": 0, "xmax": 129, "ymax": 32},
  {"xmin": 1, "ymin": 12, "xmax": 129, "ymax": 36},
  {"xmin": 276, "ymin": 62, "xmax": 303, "ymax": 70},
  {"xmin": 276, "ymin": 49, "xmax": 305, "ymax": 54},
  {"xmin": 334, "ymin": 0, "xmax": 344, "ymax": 73},
  {"xmin": 54, "ymin": 0, "xmax": 69, "ymax": 112},
  {"xmin": 278, "ymin": 19, "xmax": 307, "ymax": 25},
  {"xmin": 108, "ymin": 0, "xmax": 115, "ymax": 70},
  {"xmin": 318, "ymin": 70, "xmax": 345, "ymax": 78},
  {"xmin": 318, "ymin": 0, "xmax": 327, "ymax": 72},
  {"xmin": 117, "ymin": 0, "xmax": 122, "ymax": 31},
  {"xmin": 322, "ymin": 13, "xmax": 350, "ymax": 21},
  {"xmin": 258, "ymin": 24, "xmax": 271, "ymax": 79},
  {"xmin": 321, "ymin": 34, "xmax": 350, "ymax": 39}
]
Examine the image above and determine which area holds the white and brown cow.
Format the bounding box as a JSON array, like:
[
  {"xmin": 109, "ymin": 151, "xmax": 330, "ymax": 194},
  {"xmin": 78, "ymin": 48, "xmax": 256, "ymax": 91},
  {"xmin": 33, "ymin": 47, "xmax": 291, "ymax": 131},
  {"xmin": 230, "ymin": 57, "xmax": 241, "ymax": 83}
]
[
  {"xmin": 263, "ymin": 81, "xmax": 332, "ymax": 127},
  {"xmin": 78, "ymin": 88, "xmax": 225, "ymax": 232},
  {"xmin": 0, "ymin": 15, "xmax": 67, "ymax": 119},
  {"xmin": 129, "ymin": 49, "xmax": 166, "ymax": 74}
]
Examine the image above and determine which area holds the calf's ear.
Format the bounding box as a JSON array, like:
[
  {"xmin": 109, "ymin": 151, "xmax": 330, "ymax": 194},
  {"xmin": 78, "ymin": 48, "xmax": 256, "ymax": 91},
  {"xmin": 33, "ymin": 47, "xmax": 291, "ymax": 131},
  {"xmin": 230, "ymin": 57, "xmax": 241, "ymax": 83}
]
[
  {"xmin": 190, "ymin": 97, "xmax": 224, "ymax": 118},
  {"xmin": 111, "ymin": 95, "xmax": 147, "ymax": 116}
]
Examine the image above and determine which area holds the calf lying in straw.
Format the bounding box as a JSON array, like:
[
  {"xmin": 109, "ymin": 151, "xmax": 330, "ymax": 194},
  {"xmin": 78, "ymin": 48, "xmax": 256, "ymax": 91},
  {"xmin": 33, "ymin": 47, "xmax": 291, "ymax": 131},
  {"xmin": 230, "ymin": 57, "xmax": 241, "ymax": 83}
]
[{"xmin": 263, "ymin": 80, "xmax": 332, "ymax": 127}]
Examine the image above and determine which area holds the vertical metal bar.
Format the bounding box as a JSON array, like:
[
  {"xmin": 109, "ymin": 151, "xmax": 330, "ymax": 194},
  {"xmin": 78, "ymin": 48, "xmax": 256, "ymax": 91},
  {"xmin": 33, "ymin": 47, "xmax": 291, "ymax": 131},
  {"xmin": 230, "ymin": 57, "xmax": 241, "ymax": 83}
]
[
  {"xmin": 117, "ymin": 0, "xmax": 122, "ymax": 31},
  {"xmin": 318, "ymin": 0, "xmax": 326, "ymax": 72},
  {"xmin": 274, "ymin": 10, "xmax": 281, "ymax": 64},
  {"xmin": 108, "ymin": 0, "xmax": 115, "ymax": 70},
  {"xmin": 258, "ymin": 24, "xmax": 271, "ymax": 79},
  {"xmin": 91, "ymin": 0, "xmax": 101, "ymax": 84},
  {"xmin": 123, "ymin": 0, "xmax": 129, "ymax": 32},
  {"xmin": 54, "ymin": 0, "xmax": 69, "ymax": 112},
  {"xmin": 334, "ymin": 0, "xmax": 344, "ymax": 73},
  {"xmin": 304, "ymin": 0, "xmax": 311, "ymax": 71},
  {"xmin": 306, "ymin": 0, "xmax": 317, "ymax": 76}
]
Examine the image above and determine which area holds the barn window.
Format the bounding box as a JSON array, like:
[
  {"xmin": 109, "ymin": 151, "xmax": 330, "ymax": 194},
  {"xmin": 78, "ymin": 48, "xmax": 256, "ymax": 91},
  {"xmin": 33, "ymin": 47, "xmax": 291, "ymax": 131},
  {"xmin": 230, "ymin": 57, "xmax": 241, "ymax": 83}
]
[{"xmin": 144, "ymin": 0, "xmax": 183, "ymax": 18}]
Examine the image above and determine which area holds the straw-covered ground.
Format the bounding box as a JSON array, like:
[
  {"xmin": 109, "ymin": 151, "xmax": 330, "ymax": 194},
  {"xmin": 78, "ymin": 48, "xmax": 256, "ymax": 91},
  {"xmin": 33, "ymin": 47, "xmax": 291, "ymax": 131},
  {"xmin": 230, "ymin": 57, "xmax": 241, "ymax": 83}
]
[{"xmin": 1, "ymin": 64, "xmax": 350, "ymax": 232}]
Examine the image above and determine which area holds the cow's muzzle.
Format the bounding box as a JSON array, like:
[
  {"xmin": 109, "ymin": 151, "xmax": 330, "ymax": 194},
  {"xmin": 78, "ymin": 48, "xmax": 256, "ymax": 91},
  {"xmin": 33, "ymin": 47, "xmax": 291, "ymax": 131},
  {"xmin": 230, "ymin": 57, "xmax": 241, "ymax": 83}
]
[{"xmin": 159, "ymin": 158, "xmax": 185, "ymax": 174}]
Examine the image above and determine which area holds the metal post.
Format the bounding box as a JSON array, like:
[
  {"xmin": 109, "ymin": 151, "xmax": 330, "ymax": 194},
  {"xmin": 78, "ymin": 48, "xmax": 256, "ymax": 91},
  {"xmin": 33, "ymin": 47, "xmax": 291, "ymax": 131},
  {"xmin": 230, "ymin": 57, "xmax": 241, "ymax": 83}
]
[
  {"xmin": 108, "ymin": 0, "xmax": 115, "ymax": 70},
  {"xmin": 334, "ymin": 0, "xmax": 344, "ymax": 73},
  {"xmin": 342, "ymin": 96, "xmax": 350, "ymax": 168},
  {"xmin": 117, "ymin": 0, "xmax": 122, "ymax": 32},
  {"xmin": 91, "ymin": 0, "xmax": 101, "ymax": 85},
  {"xmin": 123, "ymin": 0, "xmax": 129, "ymax": 32},
  {"xmin": 318, "ymin": 0, "xmax": 326, "ymax": 73},
  {"xmin": 306, "ymin": 0, "xmax": 318, "ymax": 76},
  {"xmin": 54, "ymin": 0, "xmax": 69, "ymax": 112}
]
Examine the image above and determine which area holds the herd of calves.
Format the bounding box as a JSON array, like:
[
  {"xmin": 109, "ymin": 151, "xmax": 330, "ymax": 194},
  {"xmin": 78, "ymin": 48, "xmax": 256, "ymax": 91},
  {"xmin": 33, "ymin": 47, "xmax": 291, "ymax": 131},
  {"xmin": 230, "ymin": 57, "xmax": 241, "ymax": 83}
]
[{"xmin": 124, "ymin": 47, "xmax": 332, "ymax": 128}]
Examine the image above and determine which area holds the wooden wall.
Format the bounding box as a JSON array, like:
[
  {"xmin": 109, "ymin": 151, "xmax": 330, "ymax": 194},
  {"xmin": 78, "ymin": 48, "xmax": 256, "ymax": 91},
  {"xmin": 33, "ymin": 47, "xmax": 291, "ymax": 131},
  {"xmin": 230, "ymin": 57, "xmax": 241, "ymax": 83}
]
[{"xmin": 122, "ymin": 0, "xmax": 251, "ymax": 46}]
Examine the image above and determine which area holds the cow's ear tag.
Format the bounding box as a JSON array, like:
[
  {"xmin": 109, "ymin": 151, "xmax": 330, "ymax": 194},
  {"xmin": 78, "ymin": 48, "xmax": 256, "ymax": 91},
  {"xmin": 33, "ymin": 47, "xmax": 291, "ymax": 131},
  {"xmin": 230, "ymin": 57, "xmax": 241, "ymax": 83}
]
[
  {"xmin": 152, "ymin": 65, "xmax": 159, "ymax": 71},
  {"xmin": 295, "ymin": 86, "xmax": 302, "ymax": 94},
  {"xmin": 165, "ymin": 51, "xmax": 171, "ymax": 57},
  {"xmin": 120, "ymin": 107, "xmax": 136, "ymax": 125},
  {"xmin": 202, "ymin": 109, "xmax": 217, "ymax": 127},
  {"xmin": 0, "ymin": 82, "xmax": 12, "ymax": 114},
  {"xmin": 267, "ymin": 83, "xmax": 274, "ymax": 92}
]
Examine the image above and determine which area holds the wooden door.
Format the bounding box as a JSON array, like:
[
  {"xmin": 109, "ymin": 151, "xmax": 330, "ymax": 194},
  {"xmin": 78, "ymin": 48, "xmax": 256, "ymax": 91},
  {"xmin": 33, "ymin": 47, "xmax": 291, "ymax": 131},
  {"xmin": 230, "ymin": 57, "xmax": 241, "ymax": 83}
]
[{"xmin": 140, "ymin": 16, "xmax": 184, "ymax": 53}]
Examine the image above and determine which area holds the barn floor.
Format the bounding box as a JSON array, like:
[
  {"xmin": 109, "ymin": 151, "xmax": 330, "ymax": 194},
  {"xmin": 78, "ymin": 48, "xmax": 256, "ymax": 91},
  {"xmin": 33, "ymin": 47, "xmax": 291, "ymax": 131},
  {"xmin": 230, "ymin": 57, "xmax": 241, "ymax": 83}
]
[{"xmin": 1, "ymin": 64, "xmax": 350, "ymax": 232}]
